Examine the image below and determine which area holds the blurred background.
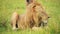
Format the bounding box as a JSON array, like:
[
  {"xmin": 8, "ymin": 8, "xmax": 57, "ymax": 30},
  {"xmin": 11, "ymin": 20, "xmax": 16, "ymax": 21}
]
[{"xmin": 0, "ymin": 0, "xmax": 60, "ymax": 34}]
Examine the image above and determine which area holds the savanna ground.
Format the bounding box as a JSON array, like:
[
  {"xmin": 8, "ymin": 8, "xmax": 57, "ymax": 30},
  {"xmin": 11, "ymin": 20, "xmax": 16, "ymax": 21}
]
[{"xmin": 0, "ymin": 0, "xmax": 60, "ymax": 34}]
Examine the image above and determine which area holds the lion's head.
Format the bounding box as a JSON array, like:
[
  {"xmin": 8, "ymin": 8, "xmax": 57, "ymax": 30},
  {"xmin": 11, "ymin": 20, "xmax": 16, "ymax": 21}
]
[{"xmin": 27, "ymin": 2, "xmax": 50, "ymax": 27}]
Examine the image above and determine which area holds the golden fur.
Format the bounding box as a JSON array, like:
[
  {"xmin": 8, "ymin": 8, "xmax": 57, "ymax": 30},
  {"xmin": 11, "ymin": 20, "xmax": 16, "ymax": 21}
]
[{"xmin": 11, "ymin": 0, "xmax": 49, "ymax": 30}]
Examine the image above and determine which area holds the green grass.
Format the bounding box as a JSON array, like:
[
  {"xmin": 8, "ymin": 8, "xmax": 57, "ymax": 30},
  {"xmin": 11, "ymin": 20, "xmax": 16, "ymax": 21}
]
[{"xmin": 0, "ymin": 0, "xmax": 60, "ymax": 34}]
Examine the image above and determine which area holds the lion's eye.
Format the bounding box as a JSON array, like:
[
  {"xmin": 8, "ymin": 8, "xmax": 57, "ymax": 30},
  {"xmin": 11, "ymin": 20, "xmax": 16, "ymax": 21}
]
[
  {"xmin": 48, "ymin": 17, "xmax": 50, "ymax": 18},
  {"xmin": 33, "ymin": 5, "xmax": 36, "ymax": 8}
]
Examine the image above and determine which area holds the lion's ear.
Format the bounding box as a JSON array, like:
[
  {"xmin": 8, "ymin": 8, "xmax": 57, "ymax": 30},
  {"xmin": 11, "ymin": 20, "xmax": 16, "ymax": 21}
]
[
  {"xmin": 26, "ymin": 0, "xmax": 30, "ymax": 4},
  {"xmin": 26, "ymin": 0, "xmax": 36, "ymax": 5}
]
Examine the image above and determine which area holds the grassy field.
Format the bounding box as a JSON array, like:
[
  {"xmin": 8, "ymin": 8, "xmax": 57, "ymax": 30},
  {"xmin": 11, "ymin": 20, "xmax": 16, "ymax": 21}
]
[{"xmin": 0, "ymin": 0, "xmax": 60, "ymax": 34}]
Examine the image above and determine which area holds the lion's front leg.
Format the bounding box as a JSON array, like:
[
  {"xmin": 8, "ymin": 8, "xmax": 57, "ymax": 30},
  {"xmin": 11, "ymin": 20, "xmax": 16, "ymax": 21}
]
[{"xmin": 11, "ymin": 12, "xmax": 19, "ymax": 30}]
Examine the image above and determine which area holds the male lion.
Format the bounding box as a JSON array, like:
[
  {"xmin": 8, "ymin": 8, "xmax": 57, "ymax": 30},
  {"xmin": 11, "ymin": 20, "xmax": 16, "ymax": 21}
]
[{"xmin": 11, "ymin": 0, "xmax": 50, "ymax": 30}]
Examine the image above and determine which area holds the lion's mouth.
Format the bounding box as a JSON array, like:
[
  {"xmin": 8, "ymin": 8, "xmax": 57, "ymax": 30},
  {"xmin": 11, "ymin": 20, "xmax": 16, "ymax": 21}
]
[{"xmin": 38, "ymin": 21, "xmax": 47, "ymax": 27}]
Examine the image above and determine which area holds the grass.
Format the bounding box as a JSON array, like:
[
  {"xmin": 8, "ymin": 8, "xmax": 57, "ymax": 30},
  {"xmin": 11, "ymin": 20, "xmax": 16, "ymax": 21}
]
[{"xmin": 0, "ymin": 0, "xmax": 60, "ymax": 34}]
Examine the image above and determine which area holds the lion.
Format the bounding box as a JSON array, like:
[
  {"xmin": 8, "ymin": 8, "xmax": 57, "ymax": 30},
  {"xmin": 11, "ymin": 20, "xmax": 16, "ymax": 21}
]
[{"xmin": 11, "ymin": 0, "xmax": 50, "ymax": 30}]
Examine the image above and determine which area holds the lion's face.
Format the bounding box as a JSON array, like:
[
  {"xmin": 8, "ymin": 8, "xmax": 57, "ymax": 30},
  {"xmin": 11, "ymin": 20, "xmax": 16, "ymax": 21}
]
[
  {"xmin": 41, "ymin": 14, "xmax": 50, "ymax": 26},
  {"xmin": 32, "ymin": 3, "xmax": 50, "ymax": 26},
  {"xmin": 27, "ymin": 2, "xmax": 50, "ymax": 27}
]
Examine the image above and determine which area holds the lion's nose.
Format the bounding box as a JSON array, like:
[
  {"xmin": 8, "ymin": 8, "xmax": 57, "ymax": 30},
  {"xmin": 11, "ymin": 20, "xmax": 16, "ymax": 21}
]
[
  {"xmin": 43, "ymin": 20, "xmax": 47, "ymax": 26},
  {"xmin": 44, "ymin": 23, "xmax": 47, "ymax": 25}
]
